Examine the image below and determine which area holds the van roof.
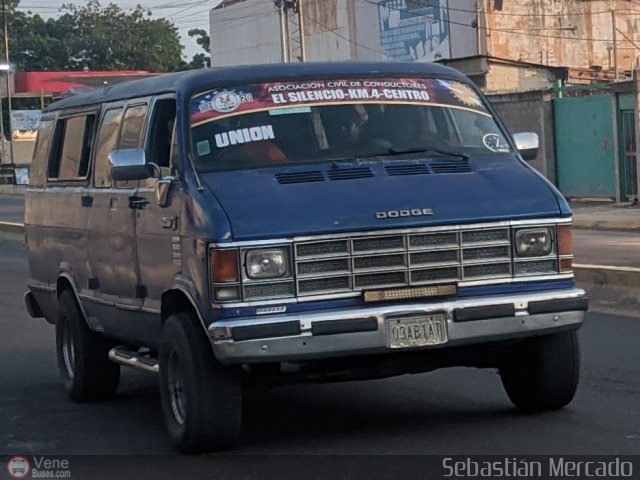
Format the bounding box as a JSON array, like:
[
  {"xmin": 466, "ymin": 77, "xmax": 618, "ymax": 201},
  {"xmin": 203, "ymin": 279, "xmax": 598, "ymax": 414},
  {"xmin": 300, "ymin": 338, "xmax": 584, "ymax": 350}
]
[{"xmin": 46, "ymin": 61, "xmax": 469, "ymax": 111}]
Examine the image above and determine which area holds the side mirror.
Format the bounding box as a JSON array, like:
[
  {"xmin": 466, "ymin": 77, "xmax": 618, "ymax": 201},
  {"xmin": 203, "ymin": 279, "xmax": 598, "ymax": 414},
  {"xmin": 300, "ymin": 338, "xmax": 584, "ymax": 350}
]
[
  {"xmin": 109, "ymin": 149, "xmax": 155, "ymax": 181},
  {"xmin": 512, "ymin": 132, "xmax": 539, "ymax": 161}
]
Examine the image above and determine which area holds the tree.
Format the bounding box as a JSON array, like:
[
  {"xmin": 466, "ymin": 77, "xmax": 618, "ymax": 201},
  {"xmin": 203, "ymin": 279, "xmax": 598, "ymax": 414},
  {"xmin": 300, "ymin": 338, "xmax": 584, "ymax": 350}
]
[
  {"xmin": 187, "ymin": 28, "xmax": 211, "ymax": 69},
  {"xmin": 3, "ymin": 0, "xmax": 185, "ymax": 72}
]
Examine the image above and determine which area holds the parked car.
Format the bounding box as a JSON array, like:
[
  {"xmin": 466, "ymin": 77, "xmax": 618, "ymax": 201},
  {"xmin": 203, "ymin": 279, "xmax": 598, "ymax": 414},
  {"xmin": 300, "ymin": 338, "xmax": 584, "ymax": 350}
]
[{"xmin": 23, "ymin": 62, "xmax": 587, "ymax": 452}]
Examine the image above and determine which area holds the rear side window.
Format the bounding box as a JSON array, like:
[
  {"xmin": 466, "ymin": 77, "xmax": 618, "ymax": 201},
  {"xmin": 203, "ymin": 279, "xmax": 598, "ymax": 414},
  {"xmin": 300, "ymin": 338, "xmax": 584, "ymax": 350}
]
[
  {"xmin": 47, "ymin": 114, "xmax": 96, "ymax": 182},
  {"xmin": 29, "ymin": 118, "xmax": 55, "ymax": 187}
]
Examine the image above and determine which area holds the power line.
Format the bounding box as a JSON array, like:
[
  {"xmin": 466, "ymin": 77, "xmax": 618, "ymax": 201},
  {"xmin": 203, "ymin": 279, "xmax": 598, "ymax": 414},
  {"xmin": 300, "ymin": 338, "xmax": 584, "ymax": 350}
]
[
  {"xmin": 302, "ymin": 12, "xmax": 393, "ymax": 60},
  {"xmin": 360, "ymin": 0, "xmax": 633, "ymax": 44}
]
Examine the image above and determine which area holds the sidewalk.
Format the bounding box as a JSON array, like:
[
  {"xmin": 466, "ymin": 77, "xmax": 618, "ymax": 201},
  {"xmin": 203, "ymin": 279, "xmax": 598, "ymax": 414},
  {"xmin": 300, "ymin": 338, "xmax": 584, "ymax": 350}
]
[{"xmin": 570, "ymin": 201, "xmax": 640, "ymax": 231}]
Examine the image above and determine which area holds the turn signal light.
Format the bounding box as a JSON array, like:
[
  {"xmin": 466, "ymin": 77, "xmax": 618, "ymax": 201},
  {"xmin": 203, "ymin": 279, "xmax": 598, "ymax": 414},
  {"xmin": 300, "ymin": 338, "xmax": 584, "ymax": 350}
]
[
  {"xmin": 212, "ymin": 249, "xmax": 239, "ymax": 283},
  {"xmin": 557, "ymin": 225, "xmax": 573, "ymax": 273},
  {"xmin": 557, "ymin": 225, "xmax": 573, "ymax": 256}
]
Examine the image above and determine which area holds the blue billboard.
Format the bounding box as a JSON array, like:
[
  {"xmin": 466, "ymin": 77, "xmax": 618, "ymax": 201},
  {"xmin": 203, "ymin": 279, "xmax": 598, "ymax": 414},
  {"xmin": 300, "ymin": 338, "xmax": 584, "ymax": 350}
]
[{"xmin": 379, "ymin": 0, "xmax": 451, "ymax": 62}]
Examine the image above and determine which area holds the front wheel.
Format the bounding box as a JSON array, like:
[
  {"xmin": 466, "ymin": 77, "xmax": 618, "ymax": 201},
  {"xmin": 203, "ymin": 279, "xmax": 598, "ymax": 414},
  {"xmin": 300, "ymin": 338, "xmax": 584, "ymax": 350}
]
[
  {"xmin": 499, "ymin": 330, "xmax": 580, "ymax": 412},
  {"xmin": 159, "ymin": 312, "xmax": 242, "ymax": 453}
]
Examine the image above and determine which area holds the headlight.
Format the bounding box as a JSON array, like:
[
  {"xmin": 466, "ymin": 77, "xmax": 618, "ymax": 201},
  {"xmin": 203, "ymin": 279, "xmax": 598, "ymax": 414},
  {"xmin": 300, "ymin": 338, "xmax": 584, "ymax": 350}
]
[
  {"xmin": 245, "ymin": 248, "xmax": 288, "ymax": 279},
  {"xmin": 515, "ymin": 228, "xmax": 552, "ymax": 257}
]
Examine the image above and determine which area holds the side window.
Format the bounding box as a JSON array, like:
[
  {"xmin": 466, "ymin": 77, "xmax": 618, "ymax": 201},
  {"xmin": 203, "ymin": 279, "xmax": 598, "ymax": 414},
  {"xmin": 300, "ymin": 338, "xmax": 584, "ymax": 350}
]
[
  {"xmin": 147, "ymin": 98, "xmax": 176, "ymax": 174},
  {"xmin": 47, "ymin": 114, "xmax": 96, "ymax": 182},
  {"xmin": 119, "ymin": 104, "xmax": 148, "ymax": 150},
  {"xmin": 94, "ymin": 108, "xmax": 123, "ymax": 188},
  {"xmin": 30, "ymin": 118, "xmax": 55, "ymax": 187}
]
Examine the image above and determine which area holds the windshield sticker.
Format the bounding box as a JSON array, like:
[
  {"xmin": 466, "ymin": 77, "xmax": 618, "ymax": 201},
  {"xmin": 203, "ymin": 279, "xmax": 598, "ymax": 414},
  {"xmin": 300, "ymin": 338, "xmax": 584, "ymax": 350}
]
[
  {"xmin": 483, "ymin": 133, "xmax": 511, "ymax": 153},
  {"xmin": 214, "ymin": 124, "xmax": 275, "ymax": 148},
  {"xmin": 196, "ymin": 140, "xmax": 211, "ymax": 156},
  {"xmin": 437, "ymin": 80, "xmax": 483, "ymax": 109},
  {"xmin": 191, "ymin": 77, "xmax": 489, "ymax": 126},
  {"xmin": 269, "ymin": 106, "xmax": 312, "ymax": 116},
  {"xmin": 197, "ymin": 90, "xmax": 254, "ymax": 114}
]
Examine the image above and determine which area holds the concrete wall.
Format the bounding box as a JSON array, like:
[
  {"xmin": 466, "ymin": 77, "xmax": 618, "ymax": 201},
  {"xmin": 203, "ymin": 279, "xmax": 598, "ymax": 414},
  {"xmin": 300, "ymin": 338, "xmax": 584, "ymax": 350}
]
[
  {"xmin": 484, "ymin": 63, "xmax": 558, "ymax": 94},
  {"xmin": 486, "ymin": 0, "xmax": 640, "ymax": 75},
  {"xmin": 210, "ymin": 0, "xmax": 282, "ymax": 66},
  {"xmin": 303, "ymin": 0, "xmax": 352, "ymax": 61},
  {"xmin": 488, "ymin": 90, "xmax": 556, "ymax": 183}
]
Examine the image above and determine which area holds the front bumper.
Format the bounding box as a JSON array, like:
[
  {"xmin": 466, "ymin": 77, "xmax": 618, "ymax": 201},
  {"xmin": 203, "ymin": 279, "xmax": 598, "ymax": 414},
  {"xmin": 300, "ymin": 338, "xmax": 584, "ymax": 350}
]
[{"xmin": 208, "ymin": 288, "xmax": 587, "ymax": 365}]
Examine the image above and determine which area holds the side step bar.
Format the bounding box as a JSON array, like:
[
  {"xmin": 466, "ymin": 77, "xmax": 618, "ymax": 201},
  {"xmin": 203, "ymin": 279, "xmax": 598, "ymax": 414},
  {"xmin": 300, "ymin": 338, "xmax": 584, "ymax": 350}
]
[{"xmin": 108, "ymin": 346, "xmax": 159, "ymax": 374}]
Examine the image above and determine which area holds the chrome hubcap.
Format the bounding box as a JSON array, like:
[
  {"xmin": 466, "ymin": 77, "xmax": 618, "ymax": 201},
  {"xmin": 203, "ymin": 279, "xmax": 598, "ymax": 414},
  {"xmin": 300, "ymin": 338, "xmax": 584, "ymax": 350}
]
[
  {"xmin": 62, "ymin": 320, "xmax": 76, "ymax": 379},
  {"xmin": 167, "ymin": 350, "xmax": 186, "ymax": 425}
]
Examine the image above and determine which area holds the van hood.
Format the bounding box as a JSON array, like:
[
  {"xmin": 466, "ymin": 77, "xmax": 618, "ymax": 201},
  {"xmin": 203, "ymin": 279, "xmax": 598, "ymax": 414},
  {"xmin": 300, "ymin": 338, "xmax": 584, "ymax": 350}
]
[{"xmin": 201, "ymin": 156, "xmax": 564, "ymax": 241}]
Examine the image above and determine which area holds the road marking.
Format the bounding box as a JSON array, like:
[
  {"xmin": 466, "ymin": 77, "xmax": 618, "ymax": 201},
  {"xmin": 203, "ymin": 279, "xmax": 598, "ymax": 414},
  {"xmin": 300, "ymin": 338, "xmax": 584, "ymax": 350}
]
[{"xmin": 574, "ymin": 263, "xmax": 640, "ymax": 273}]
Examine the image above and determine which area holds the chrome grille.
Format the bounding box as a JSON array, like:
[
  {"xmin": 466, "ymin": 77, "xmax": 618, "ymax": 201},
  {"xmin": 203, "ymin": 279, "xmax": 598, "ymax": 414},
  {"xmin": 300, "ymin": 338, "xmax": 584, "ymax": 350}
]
[
  {"xmin": 297, "ymin": 258, "xmax": 350, "ymax": 275},
  {"xmin": 293, "ymin": 226, "xmax": 518, "ymax": 297},
  {"xmin": 296, "ymin": 240, "xmax": 349, "ymax": 257},
  {"xmin": 409, "ymin": 232, "xmax": 458, "ymax": 248},
  {"xmin": 244, "ymin": 282, "xmax": 295, "ymax": 299},
  {"xmin": 354, "ymin": 254, "xmax": 406, "ymax": 270},
  {"xmin": 514, "ymin": 259, "xmax": 557, "ymax": 275},
  {"xmin": 299, "ymin": 276, "xmax": 351, "ymax": 294},
  {"xmin": 353, "ymin": 236, "xmax": 404, "ymax": 252}
]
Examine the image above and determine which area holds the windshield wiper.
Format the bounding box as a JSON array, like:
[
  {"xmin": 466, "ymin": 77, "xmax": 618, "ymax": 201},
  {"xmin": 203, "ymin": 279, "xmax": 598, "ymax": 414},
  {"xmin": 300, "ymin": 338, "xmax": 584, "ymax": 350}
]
[{"xmin": 355, "ymin": 146, "xmax": 470, "ymax": 160}]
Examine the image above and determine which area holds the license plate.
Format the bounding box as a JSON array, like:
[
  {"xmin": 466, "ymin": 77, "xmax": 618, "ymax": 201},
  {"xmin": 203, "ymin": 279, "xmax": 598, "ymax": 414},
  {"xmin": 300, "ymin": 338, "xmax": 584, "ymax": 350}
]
[{"xmin": 386, "ymin": 314, "xmax": 448, "ymax": 349}]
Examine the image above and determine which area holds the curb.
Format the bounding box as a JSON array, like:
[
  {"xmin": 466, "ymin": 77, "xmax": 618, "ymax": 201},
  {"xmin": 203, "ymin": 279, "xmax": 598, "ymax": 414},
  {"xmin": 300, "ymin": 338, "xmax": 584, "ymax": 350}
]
[
  {"xmin": 0, "ymin": 221, "xmax": 26, "ymax": 234},
  {"xmin": 573, "ymin": 219, "xmax": 640, "ymax": 231},
  {"xmin": 0, "ymin": 186, "xmax": 26, "ymax": 196}
]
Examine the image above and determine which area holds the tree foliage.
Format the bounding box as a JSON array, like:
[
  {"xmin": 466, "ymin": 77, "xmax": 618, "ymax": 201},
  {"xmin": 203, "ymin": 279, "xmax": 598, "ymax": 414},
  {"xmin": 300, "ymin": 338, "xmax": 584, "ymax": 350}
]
[
  {"xmin": 187, "ymin": 28, "xmax": 211, "ymax": 69},
  {"xmin": 2, "ymin": 0, "xmax": 211, "ymax": 72}
]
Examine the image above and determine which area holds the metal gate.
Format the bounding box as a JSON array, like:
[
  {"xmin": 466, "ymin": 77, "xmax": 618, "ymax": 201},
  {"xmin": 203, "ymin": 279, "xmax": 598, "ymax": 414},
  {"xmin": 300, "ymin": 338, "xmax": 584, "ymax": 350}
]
[
  {"xmin": 619, "ymin": 110, "xmax": 638, "ymax": 201},
  {"xmin": 554, "ymin": 95, "xmax": 616, "ymax": 198}
]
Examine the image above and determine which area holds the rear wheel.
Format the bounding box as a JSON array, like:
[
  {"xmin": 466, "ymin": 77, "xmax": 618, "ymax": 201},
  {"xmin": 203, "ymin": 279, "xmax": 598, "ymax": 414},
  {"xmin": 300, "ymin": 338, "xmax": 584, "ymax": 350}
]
[
  {"xmin": 55, "ymin": 289, "xmax": 120, "ymax": 401},
  {"xmin": 159, "ymin": 312, "xmax": 242, "ymax": 453},
  {"xmin": 499, "ymin": 331, "xmax": 580, "ymax": 412}
]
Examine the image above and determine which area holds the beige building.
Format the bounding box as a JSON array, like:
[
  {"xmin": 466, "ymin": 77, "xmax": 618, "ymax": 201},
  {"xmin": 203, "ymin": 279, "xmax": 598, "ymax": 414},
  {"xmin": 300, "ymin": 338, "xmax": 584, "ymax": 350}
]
[
  {"xmin": 482, "ymin": 0, "xmax": 640, "ymax": 78},
  {"xmin": 210, "ymin": 0, "xmax": 640, "ymax": 91}
]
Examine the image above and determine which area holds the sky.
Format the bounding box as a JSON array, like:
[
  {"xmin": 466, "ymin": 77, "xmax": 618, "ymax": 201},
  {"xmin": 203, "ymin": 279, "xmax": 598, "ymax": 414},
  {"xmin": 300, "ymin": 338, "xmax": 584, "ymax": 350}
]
[{"xmin": 16, "ymin": 0, "xmax": 224, "ymax": 59}]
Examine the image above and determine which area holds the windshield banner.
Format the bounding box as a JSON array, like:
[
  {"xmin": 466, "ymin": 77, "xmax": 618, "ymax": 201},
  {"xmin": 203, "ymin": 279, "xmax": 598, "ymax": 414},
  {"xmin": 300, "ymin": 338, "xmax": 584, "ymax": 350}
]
[{"xmin": 190, "ymin": 77, "xmax": 489, "ymax": 126}]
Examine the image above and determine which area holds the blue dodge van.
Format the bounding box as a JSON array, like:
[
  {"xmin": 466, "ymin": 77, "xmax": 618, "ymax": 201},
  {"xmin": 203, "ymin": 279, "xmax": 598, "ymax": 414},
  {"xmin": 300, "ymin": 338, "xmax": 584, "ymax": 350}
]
[{"xmin": 24, "ymin": 62, "xmax": 587, "ymax": 452}]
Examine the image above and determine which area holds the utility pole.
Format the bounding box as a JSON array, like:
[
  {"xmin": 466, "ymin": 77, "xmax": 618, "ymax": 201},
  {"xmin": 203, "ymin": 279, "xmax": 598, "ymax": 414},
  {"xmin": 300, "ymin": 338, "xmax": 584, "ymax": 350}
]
[
  {"xmin": 275, "ymin": 0, "xmax": 306, "ymax": 63},
  {"xmin": 296, "ymin": 0, "xmax": 306, "ymax": 62},
  {"xmin": 275, "ymin": 0, "xmax": 291, "ymax": 62},
  {"xmin": 1, "ymin": 0, "xmax": 13, "ymax": 167},
  {"xmin": 612, "ymin": 10, "xmax": 618, "ymax": 81}
]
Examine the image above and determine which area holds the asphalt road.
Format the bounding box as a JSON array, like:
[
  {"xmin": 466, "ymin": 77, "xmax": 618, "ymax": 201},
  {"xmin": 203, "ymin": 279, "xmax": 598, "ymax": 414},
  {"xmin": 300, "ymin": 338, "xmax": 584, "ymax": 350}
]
[
  {"xmin": 573, "ymin": 229, "xmax": 640, "ymax": 269},
  {"xmin": 0, "ymin": 195, "xmax": 23, "ymax": 223},
  {"xmin": 1, "ymin": 241, "xmax": 639, "ymax": 459}
]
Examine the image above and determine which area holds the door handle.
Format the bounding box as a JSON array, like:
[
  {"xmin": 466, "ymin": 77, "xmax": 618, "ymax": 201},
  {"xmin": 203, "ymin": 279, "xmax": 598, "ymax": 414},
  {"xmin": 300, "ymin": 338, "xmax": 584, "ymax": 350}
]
[{"xmin": 128, "ymin": 196, "xmax": 150, "ymax": 210}]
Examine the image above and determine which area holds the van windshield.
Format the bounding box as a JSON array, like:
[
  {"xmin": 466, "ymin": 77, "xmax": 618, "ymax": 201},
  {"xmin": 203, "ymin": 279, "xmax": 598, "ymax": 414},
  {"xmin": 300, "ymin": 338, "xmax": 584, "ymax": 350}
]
[{"xmin": 190, "ymin": 77, "xmax": 512, "ymax": 172}]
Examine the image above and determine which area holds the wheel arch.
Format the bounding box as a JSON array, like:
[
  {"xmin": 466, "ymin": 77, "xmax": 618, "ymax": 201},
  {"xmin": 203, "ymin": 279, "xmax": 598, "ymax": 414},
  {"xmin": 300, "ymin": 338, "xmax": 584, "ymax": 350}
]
[
  {"xmin": 161, "ymin": 287, "xmax": 211, "ymax": 342},
  {"xmin": 55, "ymin": 273, "xmax": 90, "ymax": 326}
]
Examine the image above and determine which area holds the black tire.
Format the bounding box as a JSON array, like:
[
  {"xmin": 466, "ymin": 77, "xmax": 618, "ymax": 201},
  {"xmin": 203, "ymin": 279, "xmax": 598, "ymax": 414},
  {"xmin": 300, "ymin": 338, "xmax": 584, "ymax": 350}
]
[
  {"xmin": 55, "ymin": 289, "xmax": 120, "ymax": 402},
  {"xmin": 499, "ymin": 330, "xmax": 580, "ymax": 412},
  {"xmin": 159, "ymin": 312, "xmax": 242, "ymax": 453}
]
